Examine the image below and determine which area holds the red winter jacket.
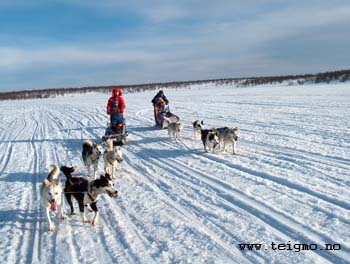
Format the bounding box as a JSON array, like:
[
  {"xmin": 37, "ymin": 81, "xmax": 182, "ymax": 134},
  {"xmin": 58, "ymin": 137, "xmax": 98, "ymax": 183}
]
[{"xmin": 107, "ymin": 88, "xmax": 126, "ymax": 114}]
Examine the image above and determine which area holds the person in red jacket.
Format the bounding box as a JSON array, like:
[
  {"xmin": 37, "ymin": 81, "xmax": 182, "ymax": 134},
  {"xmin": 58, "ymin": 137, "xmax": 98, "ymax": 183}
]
[
  {"xmin": 107, "ymin": 87, "xmax": 126, "ymax": 131},
  {"xmin": 107, "ymin": 87, "xmax": 125, "ymax": 115}
]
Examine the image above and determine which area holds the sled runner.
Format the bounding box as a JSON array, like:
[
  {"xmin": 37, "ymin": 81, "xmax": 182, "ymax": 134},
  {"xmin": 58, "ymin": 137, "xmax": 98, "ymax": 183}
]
[{"xmin": 102, "ymin": 115, "xmax": 128, "ymax": 146}]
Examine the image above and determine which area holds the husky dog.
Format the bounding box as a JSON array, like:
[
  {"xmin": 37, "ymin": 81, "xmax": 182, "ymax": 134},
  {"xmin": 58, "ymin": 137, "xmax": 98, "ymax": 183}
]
[
  {"xmin": 192, "ymin": 120, "xmax": 204, "ymax": 140},
  {"xmin": 162, "ymin": 115, "xmax": 180, "ymax": 129},
  {"xmin": 40, "ymin": 165, "xmax": 66, "ymax": 231},
  {"xmin": 201, "ymin": 129, "xmax": 219, "ymax": 153},
  {"xmin": 103, "ymin": 139, "xmax": 123, "ymax": 179},
  {"xmin": 82, "ymin": 140, "xmax": 103, "ymax": 179},
  {"xmin": 164, "ymin": 117, "xmax": 183, "ymax": 142},
  {"xmin": 216, "ymin": 127, "xmax": 239, "ymax": 154},
  {"xmin": 60, "ymin": 166, "xmax": 118, "ymax": 226}
]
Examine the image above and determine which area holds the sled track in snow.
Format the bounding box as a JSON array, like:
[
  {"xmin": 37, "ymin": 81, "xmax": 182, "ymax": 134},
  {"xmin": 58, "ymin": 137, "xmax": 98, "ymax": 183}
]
[
  {"xmin": 1, "ymin": 85, "xmax": 349, "ymax": 264},
  {"xmin": 125, "ymin": 131, "xmax": 348, "ymax": 263},
  {"xmin": 122, "ymin": 152, "xmax": 252, "ymax": 263},
  {"xmin": 26, "ymin": 110, "xmax": 42, "ymax": 264},
  {"xmin": 0, "ymin": 117, "xmax": 27, "ymax": 177}
]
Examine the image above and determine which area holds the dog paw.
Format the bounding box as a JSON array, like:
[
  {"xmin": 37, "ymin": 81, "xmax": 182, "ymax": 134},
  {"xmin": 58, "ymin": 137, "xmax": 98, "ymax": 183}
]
[
  {"xmin": 85, "ymin": 204, "xmax": 94, "ymax": 212},
  {"xmin": 60, "ymin": 214, "xmax": 67, "ymax": 220},
  {"xmin": 49, "ymin": 225, "xmax": 55, "ymax": 232},
  {"xmin": 83, "ymin": 219, "xmax": 90, "ymax": 223}
]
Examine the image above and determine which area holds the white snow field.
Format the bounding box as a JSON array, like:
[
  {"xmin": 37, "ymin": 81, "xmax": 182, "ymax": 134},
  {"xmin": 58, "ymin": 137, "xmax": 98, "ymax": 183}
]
[{"xmin": 0, "ymin": 83, "xmax": 349, "ymax": 264}]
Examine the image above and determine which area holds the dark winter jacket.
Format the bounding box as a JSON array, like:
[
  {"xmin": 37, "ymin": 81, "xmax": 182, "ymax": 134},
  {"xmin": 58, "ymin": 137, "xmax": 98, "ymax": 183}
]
[
  {"xmin": 152, "ymin": 92, "xmax": 169, "ymax": 106},
  {"xmin": 107, "ymin": 88, "xmax": 126, "ymax": 115}
]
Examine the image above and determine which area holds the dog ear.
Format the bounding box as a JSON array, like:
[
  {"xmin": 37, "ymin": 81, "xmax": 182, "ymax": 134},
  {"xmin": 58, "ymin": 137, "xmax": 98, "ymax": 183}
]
[
  {"xmin": 44, "ymin": 179, "xmax": 52, "ymax": 187},
  {"xmin": 99, "ymin": 175, "xmax": 110, "ymax": 185},
  {"xmin": 94, "ymin": 175, "xmax": 104, "ymax": 188},
  {"xmin": 105, "ymin": 173, "xmax": 112, "ymax": 181}
]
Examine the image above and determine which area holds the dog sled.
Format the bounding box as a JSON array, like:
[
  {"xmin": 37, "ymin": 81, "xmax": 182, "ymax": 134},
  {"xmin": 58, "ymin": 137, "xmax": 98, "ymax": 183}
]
[
  {"xmin": 102, "ymin": 114, "xmax": 128, "ymax": 146},
  {"xmin": 154, "ymin": 103, "xmax": 179, "ymax": 129}
]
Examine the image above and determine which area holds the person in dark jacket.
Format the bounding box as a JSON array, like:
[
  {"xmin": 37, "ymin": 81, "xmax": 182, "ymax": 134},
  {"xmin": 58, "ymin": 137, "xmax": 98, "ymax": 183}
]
[
  {"xmin": 152, "ymin": 90, "xmax": 169, "ymax": 126},
  {"xmin": 152, "ymin": 90, "xmax": 169, "ymax": 107}
]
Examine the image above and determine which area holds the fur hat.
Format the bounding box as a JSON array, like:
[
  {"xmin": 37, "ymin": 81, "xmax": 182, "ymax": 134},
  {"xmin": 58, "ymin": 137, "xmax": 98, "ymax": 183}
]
[{"xmin": 112, "ymin": 87, "xmax": 123, "ymax": 96}]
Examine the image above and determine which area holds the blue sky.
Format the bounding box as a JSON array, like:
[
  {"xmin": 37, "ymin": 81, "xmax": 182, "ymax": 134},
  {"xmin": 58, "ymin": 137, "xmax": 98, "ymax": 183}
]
[{"xmin": 0, "ymin": 0, "xmax": 350, "ymax": 91}]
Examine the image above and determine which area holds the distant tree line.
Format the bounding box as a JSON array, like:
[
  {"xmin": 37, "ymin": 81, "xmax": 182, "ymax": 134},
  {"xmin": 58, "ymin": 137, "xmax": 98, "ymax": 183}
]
[
  {"xmin": 235, "ymin": 69, "xmax": 350, "ymax": 87},
  {"xmin": 0, "ymin": 69, "xmax": 349, "ymax": 101}
]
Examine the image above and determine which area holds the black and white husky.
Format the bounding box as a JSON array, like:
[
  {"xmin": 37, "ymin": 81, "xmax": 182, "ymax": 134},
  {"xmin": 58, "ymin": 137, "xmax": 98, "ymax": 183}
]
[
  {"xmin": 82, "ymin": 140, "xmax": 103, "ymax": 179},
  {"xmin": 40, "ymin": 165, "xmax": 66, "ymax": 231},
  {"xmin": 164, "ymin": 117, "xmax": 183, "ymax": 142},
  {"xmin": 60, "ymin": 166, "xmax": 118, "ymax": 226},
  {"xmin": 103, "ymin": 139, "xmax": 123, "ymax": 179},
  {"xmin": 216, "ymin": 127, "xmax": 239, "ymax": 154},
  {"xmin": 162, "ymin": 115, "xmax": 180, "ymax": 129},
  {"xmin": 201, "ymin": 129, "xmax": 219, "ymax": 153},
  {"xmin": 192, "ymin": 120, "xmax": 204, "ymax": 140}
]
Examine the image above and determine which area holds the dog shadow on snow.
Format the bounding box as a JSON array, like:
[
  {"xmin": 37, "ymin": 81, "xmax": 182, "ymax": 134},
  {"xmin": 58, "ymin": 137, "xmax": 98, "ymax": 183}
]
[
  {"xmin": 127, "ymin": 135, "xmax": 170, "ymax": 146},
  {"xmin": 60, "ymin": 126, "xmax": 105, "ymax": 141},
  {"xmin": 0, "ymin": 138, "xmax": 85, "ymax": 159},
  {"xmin": 0, "ymin": 172, "xmax": 62, "ymax": 184},
  {"xmin": 135, "ymin": 147, "xmax": 192, "ymax": 159},
  {"xmin": 61, "ymin": 138, "xmax": 86, "ymax": 153},
  {"xmin": 60, "ymin": 126, "xmax": 103, "ymax": 134},
  {"xmin": 0, "ymin": 137, "xmax": 81, "ymax": 145},
  {"xmin": 127, "ymin": 125, "xmax": 160, "ymax": 133},
  {"xmin": 0, "ymin": 209, "xmax": 42, "ymax": 227}
]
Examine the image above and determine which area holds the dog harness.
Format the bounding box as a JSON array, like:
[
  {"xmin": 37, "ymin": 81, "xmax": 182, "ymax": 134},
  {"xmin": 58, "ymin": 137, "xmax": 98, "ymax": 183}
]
[
  {"xmin": 89, "ymin": 151, "xmax": 101, "ymax": 163},
  {"xmin": 106, "ymin": 151, "xmax": 121, "ymax": 164},
  {"xmin": 87, "ymin": 182, "xmax": 97, "ymax": 202}
]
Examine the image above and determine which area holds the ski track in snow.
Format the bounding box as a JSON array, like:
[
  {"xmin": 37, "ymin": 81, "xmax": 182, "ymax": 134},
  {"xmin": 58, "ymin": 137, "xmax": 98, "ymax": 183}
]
[{"xmin": 0, "ymin": 84, "xmax": 349, "ymax": 264}]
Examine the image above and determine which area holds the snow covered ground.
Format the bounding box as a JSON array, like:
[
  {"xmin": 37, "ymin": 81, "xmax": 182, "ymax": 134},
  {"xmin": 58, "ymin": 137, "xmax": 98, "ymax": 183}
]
[{"xmin": 0, "ymin": 83, "xmax": 349, "ymax": 264}]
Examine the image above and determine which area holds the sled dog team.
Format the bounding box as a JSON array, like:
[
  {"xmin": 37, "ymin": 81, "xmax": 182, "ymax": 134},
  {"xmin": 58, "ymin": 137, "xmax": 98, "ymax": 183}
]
[
  {"xmin": 40, "ymin": 165, "xmax": 118, "ymax": 231},
  {"xmin": 40, "ymin": 138, "xmax": 122, "ymax": 231},
  {"xmin": 41, "ymin": 119, "xmax": 239, "ymax": 231},
  {"xmin": 192, "ymin": 120, "xmax": 239, "ymax": 155},
  {"xmin": 82, "ymin": 139, "xmax": 123, "ymax": 180},
  {"xmin": 164, "ymin": 118, "xmax": 239, "ymax": 155},
  {"xmin": 163, "ymin": 117, "xmax": 239, "ymax": 156}
]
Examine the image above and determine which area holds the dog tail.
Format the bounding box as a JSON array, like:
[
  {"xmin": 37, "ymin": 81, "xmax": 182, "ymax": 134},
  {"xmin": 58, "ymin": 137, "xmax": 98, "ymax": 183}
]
[
  {"xmin": 163, "ymin": 117, "xmax": 171, "ymax": 123},
  {"xmin": 106, "ymin": 139, "xmax": 113, "ymax": 151},
  {"xmin": 47, "ymin": 165, "xmax": 60, "ymax": 181},
  {"xmin": 83, "ymin": 140, "xmax": 94, "ymax": 148},
  {"xmin": 60, "ymin": 166, "xmax": 76, "ymax": 179}
]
